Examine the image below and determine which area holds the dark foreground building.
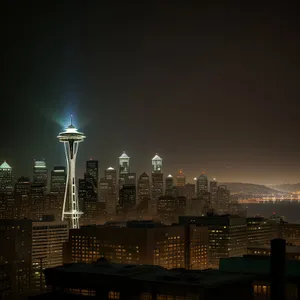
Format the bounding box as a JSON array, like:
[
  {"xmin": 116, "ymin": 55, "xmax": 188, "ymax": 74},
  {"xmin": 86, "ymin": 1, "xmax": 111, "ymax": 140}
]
[
  {"xmin": 220, "ymin": 239, "xmax": 300, "ymax": 300},
  {"xmin": 36, "ymin": 258, "xmax": 253, "ymax": 300}
]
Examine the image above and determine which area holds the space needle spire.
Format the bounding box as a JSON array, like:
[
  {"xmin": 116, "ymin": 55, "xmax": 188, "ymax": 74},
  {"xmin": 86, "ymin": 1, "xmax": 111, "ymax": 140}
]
[{"xmin": 57, "ymin": 117, "xmax": 86, "ymax": 229}]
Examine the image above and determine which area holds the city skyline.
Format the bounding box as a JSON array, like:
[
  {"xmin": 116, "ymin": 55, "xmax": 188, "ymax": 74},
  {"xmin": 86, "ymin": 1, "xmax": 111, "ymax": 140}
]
[
  {"xmin": 1, "ymin": 146, "xmax": 300, "ymax": 186},
  {"xmin": 2, "ymin": 3, "xmax": 300, "ymax": 185}
]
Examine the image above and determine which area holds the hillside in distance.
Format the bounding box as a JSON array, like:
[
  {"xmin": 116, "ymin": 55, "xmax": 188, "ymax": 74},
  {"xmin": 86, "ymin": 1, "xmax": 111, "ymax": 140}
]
[
  {"xmin": 220, "ymin": 182, "xmax": 286, "ymax": 195},
  {"xmin": 269, "ymin": 183, "xmax": 300, "ymax": 193}
]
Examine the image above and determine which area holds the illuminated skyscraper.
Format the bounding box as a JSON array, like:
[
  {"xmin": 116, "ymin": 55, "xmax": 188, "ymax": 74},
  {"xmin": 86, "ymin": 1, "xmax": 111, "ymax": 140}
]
[
  {"xmin": 119, "ymin": 152, "xmax": 130, "ymax": 188},
  {"xmin": 57, "ymin": 119, "xmax": 86, "ymax": 229},
  {"xmin": 217, "ymin": 185, "xmax": 230, "ymax": 214},
  {"xmin": 152, "ymin": 154, "xmax": 162, "ymax": 172},
  {"xmin": 0, "ymin": 161, "xmax": 13, "ymax": 192},
  {"xmin": 176, "ymin": 170, "xmax": 186, "ymax": 187},
  {"xmin": 196, "ymin": 172, "xmax": 208, "ymax": 197},
  {"xmin": 165, "ymin": 174, "xmax": 174, "ymax": 196},
  {"xmin": 50, "ymin": 166, "xmax": 66, "ymax": 194},
  {"xmin": 101, "ymin": 168, "xmax": 117, "ymax": 215},
  {"xmin": 209, "ymin": 178, "xmax": 218, "ymax": 210},
  {"xmin": 86, "ymin": 160, "xmax": 98, "ymax": 182},
  {"xmin": 86, "ymin": 160, "xmax": 98, "ymax": 195},
  {"xmin": 33, "ymin": 159, "xmax": 48, "ymax": 188},
  {"xmin": 151, "ymin": 154, "xmax": 163, "ymax": 200},
  {"xmin": 137, "ymin": 172, "xmax": 150, "ymax": 204}
]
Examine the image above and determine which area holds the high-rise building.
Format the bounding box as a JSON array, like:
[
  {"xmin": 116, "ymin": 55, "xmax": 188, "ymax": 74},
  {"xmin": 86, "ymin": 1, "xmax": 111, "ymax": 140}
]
[
  {"xmin": 0, "ymin": 190, "xmax": 15, "ymax": 219},
  {"xmin": 185, "ymin": 183, "xmax": 196, "ymax": 199},
  {"xmin": 57, "ymin": 120, "xmax": 86, "ymax": 229},
  {"xmin": 15, "ymin": 176, "xmax": 31, "ymax": 218},
  {"xmin": 50, "ymin": 166, "xmax": 66, "ymax": 193},
  {"xmin": 119, "ymin": 184, "xmax": 136, "ymax": 213},
  {"xmin": 151, "ymin": 154, "xmax": 163, "ymax": 200},
  {"xmin": 33, "ymin": 159, "xmax": 48, "ymax": 189},
  {"xmin": 118, "ymin": 152, "xmax": 130, "ymax": 188},
  {"xmin": 179, "ymin": 215, "xmax": 248, "ymax": 268},
  {"xmin": 105, "ymin": 166, "xmax": 117, "ymax": 185},
  {"xmin": 165, "ymin": 174, "xmax": 174, "ymax": 196},
  {"xmin": 196, "ymin": 172, "xmax": 208, "ymax": 197},
  {"xmin": 196, "ymin": 173, "xmax": 210, "ymax": 213},
  {"xmin": 49, "ymin": 167, "xmax": 66, "ymax": 221},
  {"xmin": 0, "ymin": 218, "xmax": 68, "ymax": 298},
  {"xmin": 152, "ymin": 154, "xmax": 162, "ymax": 172},
  {"xmin": 209, "ymin": 178, "xmax": 218, "ymax": 210},
  {"xmin": 83, "ymin": 172, "xmax": 97, "ymax": 202},
  {"xmin": 104, "ymin": 167, "xmax": 117, "ymax": 215},
  {"xmin": 29, "ymin": 183, "xmax": 45, "ymax": 220},
  {"xmin": 137, "ymin": 172, "xmax": 150, "ymax": 204},
  {"xmin": 176, "ymin": 170, "xmax": 186, "ymax": 187},
  {"xmin": 86, "ymin": 160, "xmax": 98, "ymax": 183},
  {"xmin": 124, "ymin": 172, "xmax": 136, "ymax": 185},
  {"xmin": 0, "ymin": 161, "xmax": 13, "ymax": 192},
  {"xmin": 217, "ymin": 185, "xmax": 230, "ymax": 214}
]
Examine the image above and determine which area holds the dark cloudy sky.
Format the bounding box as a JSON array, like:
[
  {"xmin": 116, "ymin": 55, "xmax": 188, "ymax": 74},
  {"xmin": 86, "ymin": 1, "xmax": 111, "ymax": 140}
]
[{"xmin": 1, "ymin": 1, "xmax": 300, "ymax": 184}]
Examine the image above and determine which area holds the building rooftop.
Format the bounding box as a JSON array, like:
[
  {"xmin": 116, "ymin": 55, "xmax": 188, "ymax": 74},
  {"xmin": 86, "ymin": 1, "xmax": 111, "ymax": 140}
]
[
  {"xmin": 152, "ymin": 154, "xmax": 162, "ymax": 161},
  {"xmin": 107, "ymin": 166, "xmax": 115, "ymax": 170},
  {"xmin": 220, "ymin": 256, "xmax": 300, "ymax": 277},
  {"xmin": 45, "ymin": 259, "xmax": 253, "ymax": 288},
  {"xmin": 119, "ymin": 152, "xmax": 129, "ymax": 159},
  {"xmin": 248, "ymin": 245, "xmax": 300, "ymax": 253},
  {"xmin": 0, "ymin": 161, "xmax": 11, "ymax": 169},
  {"xmin": 167, "ymin": 174, "xmax": 173, "ymax": 178}
]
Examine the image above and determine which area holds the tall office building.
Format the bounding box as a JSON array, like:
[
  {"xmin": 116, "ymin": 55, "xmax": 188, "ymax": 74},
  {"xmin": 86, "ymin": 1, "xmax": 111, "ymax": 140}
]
[
  {"xmin": 15, "ymin": 176, "xmax": 31, "ymax": 218},
  {"xmin": 104, "ymin": 167, "xmax": 117, "ymax": 214},
  {"xmin": 196, "ymin": 172, "xmax": 208, "ymax": 197},
  {"xmin": 33, "ymin": 159, "xmax": 48, "ymax": 189},
  {"xmin": 176, "ymin": 170, "xmax": 186, "ymax": 186},
  {"xmin": 57, "ymin": 120, "xmax": 86, "ymax": 229},
  {"xmin": 152, "ymin": 154, "xmax": 162, "ymax": 172},
  {"xmin": 0, "ymin": 161, "xmax": 13, "ymax": 192},
  {"xmin": 217, "ymin": 185, "xmax": 230, "ymax": 214},
  {"xmin": 184, "ymin": 183, "xmax": 196, "ymax": 199},
  {"xmin": 165, "ymin": 174, "xmax": 174, "ymax": 196},
  {"xmin": 29, "ymin": 183, "xmax": 45, "ymax": 220},
  {"xmin": 105, "ymin": 167, "xmax": 117, "ymax": 186},
  {"xmin": 118, "ymin": 152, "xmax": 130, "ymax": 188},
  {"xmin": 86, "ymin": 160, "xmax": 98, "ymax": 183},
  {"xmin": 83, "ymin": 172, "xmax": 97, "ymax": 202},
  {"xmin": 86, "ymin": 160, "xmax": 98, "ymax": 198},
  {"xmin": 119, "ymin": 184, "xmax": 136, "ymax": 213},
  {"xmin": 49, "ymin": 167, "xmax": 66, "ymax": 221},
  {"xmin": 50, "ymin": 166, "xmax": 66, "ymax": 193},
  {"xmin": 124, "ymin": 172, "xmax": 136, "ymax": 185},
  {"xmin": 137, "ymin": 172, "xmax": 150, "ymax": 204},
  {"xmin": 151, "ymin": 154, "xmax": 163, "ymax": 200},
  {"xmin": 209, "ymin": 178, "xmax": 218, "ymax": 210}
]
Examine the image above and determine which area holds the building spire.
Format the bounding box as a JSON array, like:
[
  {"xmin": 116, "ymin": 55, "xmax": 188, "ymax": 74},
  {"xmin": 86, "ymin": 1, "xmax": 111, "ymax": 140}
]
[{"xmin": 70, "ymin": 114, "xmax": 73, "ymax": 126}]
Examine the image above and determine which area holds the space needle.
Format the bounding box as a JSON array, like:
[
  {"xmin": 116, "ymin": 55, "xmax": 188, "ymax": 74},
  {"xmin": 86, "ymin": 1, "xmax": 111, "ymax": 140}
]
[{"xmin": 57, "ymin": 116, "xmax": 86, "ymax": 229}]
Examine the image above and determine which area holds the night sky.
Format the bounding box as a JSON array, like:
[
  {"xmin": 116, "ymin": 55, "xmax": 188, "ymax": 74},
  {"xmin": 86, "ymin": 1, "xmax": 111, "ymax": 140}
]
[{"xmin": 1, "ymin": 2, "xmax": 300, "ymax": 184}]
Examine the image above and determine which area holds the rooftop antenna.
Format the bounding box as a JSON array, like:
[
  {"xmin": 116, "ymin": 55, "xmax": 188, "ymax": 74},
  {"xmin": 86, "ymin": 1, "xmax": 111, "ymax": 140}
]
[{"xmin": 70, "ymin": 114, "xmax": 73, "ymax": 126}]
